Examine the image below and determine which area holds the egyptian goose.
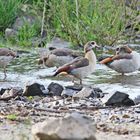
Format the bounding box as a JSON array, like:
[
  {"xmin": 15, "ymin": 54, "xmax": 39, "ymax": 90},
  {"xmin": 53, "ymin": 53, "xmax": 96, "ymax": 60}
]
[
  {"xmin": 38, "ymin": 48, "xmax": 83, "ymax": 67},
  {"xmin": 100, "ymin": 45, "xmax": 140, "ymax": 75},
  {"xmin": 0, "ymin": 48, "xmax": 17, "ymax": 80},
  {"xmin": 53, "ymin": 41, "xmax": 99, "ymax": 84}
]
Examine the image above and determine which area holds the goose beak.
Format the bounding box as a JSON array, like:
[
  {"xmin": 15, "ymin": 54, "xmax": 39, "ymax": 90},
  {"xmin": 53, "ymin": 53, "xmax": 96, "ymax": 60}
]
[{"xmin": 95, "ymin": 45, "xmax": 100, "ymax": 49}]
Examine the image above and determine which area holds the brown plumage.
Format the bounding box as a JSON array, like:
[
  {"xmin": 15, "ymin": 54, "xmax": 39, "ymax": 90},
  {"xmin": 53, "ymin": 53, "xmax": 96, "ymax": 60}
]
[
  {"xmin": 53, "ymin": 41, "xmax": 99, "ymax": 84},
  {"xmin": 38, "ymin": 48, "xmax": 84, "ymax": 67},
  {"xmin": 99, "ymin": 45, "xmax": 140, "ymax": 75}
]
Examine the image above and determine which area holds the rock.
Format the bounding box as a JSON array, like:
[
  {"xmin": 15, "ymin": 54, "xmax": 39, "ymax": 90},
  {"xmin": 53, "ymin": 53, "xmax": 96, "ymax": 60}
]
[
  {"xmin": 65, "ymin": 85, "xmax": 83, "ymax": 91},
  {"xmin": 89, "ymin": 88, "xmax": 104, "ymax": 98},
  {"xmin": 23, "ymin": 83, "xmax": 45, "ymax": 96},
  {"xmin": 47, "ymin": 82, "xmax": 64, "ymax": 96},
  {"xmin": 73, "ymin": 87, "xmax": 93, "ymax": 98},
  {"xmin": 0, "ymin": 88, "xmax": 22, "ymax": 100},
  {"xmin": 105, "ymin": 91, "xmax": 135, "ymax": 106},
  {"xmin": 12, "ymin": 15, "xmax": 40, "ymax": 31},
  {"xmin": 61, "ymin": 88, "xmax": 78, "ymax": 97},
  {"xmin": 0, "ymin": 88, "xmax": 9, "ymax": 95},
  {"xmin": 32, "ymin": 113, "xmax": 96, "ymax": 140},
  {"xmin": 62, "ymin": 85, "xmax": 83, "ymax": 97},
  {"xmin": 5, "ymin": 28, "xmax": 17, "ymax": 39},
  {"xmin": 46, "ymin": 37, "xmax": 71, "ymax": 49}
]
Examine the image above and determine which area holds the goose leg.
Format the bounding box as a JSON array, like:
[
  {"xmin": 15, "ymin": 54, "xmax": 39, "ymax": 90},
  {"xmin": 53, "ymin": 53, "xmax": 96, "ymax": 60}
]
[
  {"xmin": 72, "ymin": 76, "xmax": 82, "ymax": 85},
  {"xmin": 42, "ymin": 59, "xmax": 46, "ymax": 68},
  {"xmin": 79, "ymin": 79, "xmax": 82, "ymax": 85},
  {"xmin": 3, "ymin": 66, "xmax": 7, "ymax": 80},
  {"xmin": 121, "ymin": 73, "xmax": 124, "ymax": 76}
]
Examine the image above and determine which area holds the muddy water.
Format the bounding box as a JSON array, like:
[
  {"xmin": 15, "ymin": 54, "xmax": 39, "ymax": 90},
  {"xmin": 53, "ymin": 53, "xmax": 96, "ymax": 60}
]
[{"xmin": 0, "ymin": 47, "xmax": 140, "ymax": 101}]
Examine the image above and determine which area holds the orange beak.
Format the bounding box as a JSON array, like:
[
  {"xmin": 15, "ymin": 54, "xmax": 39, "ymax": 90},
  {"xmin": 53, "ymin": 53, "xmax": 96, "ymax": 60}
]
[{"xmin": 99, "ymin": 57, "xmax": 113, "ymax": 64}]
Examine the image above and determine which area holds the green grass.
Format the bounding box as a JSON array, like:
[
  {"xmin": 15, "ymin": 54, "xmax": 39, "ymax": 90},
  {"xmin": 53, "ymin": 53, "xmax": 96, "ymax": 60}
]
[
  {"xmin": 16, "ymin": 22, "xmax": 40, "ymax": 47},
  {"xmin": 0, "ymin": 0, "xmax": 139, "ymax": 47},
  {"xmin": 44, "ymin": 0, "xmax": 139, "ymax": 46},
  {"xmin": 0, "ymin": 0, "xmax": 22, "ymax": 31}
]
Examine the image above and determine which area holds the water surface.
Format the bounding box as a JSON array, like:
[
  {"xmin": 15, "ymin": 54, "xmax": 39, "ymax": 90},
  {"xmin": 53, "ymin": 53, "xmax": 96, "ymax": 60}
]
[{"xmin": 0, "ymin": 46, "xmax": 140, "ymax": 101}]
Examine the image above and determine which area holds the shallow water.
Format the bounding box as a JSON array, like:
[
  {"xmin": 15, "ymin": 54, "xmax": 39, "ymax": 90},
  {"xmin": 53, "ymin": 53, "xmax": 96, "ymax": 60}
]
[
  {"xmin": 0, "ymin": 47, "xmax": 140, "ymax": 102},
  {"xmin": 0, "ymin": 46, "xmax": 140, "ymax": 140}
]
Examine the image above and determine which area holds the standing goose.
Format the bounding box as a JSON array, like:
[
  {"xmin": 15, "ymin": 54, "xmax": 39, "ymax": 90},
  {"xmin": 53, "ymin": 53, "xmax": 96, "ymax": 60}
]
[
  {"xmin": 53, "ymin": 41, "xmax": 99, "ymax": 84},
  {"xmin": 38, "ymin": 48, "xmax": 83, "ymax": 67},
  {"xmin": 100, "ymin": 45, "xmax": 140, "ymax": 75},
  {"xmin": 0, "ymin": 48, "xmax": 17, "ymax": 80}
]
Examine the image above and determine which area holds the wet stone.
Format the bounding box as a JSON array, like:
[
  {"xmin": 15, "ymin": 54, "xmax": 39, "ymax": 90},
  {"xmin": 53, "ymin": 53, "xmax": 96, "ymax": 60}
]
[
  {"xmin": 47, "ymin": 82, "xmax": 64, "ymax": 96},
  {"xmin": 105, "ymin": 91, "xmax": 135, "ymax": 106},
  {"xmin": 23, "ymin": 83, "xmax": 45, "ymax": 96}
]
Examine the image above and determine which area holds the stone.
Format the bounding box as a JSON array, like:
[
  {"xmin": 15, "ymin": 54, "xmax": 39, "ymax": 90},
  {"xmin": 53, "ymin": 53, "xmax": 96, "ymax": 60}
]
[
  {"xmin": 105, "ymin": 91, "xmax": 135, "ymax": 106},
  {"xmin": 47, "ymin": 82, "xmax": 64, "ymax": 96},
  {"xmin": 89, "ymin": 88, "xmax": 104, "ymax": 98},
  {"xmin": 65, "ymin": 85, "xmax": 83, "ymax": 91},
  {"xmin": 46, "ymin": 37, "xmax": 71, "ymax": 49},
  {"xmin": 5, "ymin": 28, "xmax": 17, "ymax": 39},
  {"xmin": 0, "ymin": 88, "xmax": 22, "ymax": 100},
  {"xmin": 73, "ymin": 87, "xmax": 93, "ymax": 98},
  {"xmin": 23, "ymin": 83, "xmax": 45, "ymax": 96},
  {"xmin": 32, "ymin": 113, "xmax": 96, "ymax": 140},
  {"xmin": 62, "ymin": 85, "xmax": 82, "ymax": 97},
  {"xmin": 61, "ymin": 88, "xmax": 78, "ymax": 97},
  {"xmin": 0, "ymin": 88, "xmax": 8, "ymax": 95}
]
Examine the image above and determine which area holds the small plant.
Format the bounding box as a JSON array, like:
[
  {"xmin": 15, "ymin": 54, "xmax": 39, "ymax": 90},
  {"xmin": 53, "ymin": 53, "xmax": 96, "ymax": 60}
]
[
  {"xmin": 27, "ymin": 96, "xmax": 33, "ymax": 100},
  {"xmin": 6, "ymin": 114, "xmax": 17, "ymax": 121}
]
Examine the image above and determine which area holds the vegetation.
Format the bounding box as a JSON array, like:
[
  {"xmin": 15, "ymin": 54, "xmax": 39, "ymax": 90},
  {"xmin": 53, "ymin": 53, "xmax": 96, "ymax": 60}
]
[
  {"xmin": 0, "ymin": 0, "xmax": 22, "ymax": 31},
  {"xmin": 6, "ymin": 114, "xmax": 17, "ymax": 121},
  {"xmin": 0, "ymin": 0, "xmax": 139, "ymax": 47},
  {"xmin": 45, "ymin": 0, "xmax": 139, "ymax": 45}
]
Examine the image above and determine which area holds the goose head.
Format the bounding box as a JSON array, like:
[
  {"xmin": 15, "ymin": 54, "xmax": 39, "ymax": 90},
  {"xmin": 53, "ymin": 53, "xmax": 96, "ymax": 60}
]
[
  {"xmin": 116, "ymin": 45, "xmax": 132, "ymax": 55},
  {"xmin": 84, "ymin": 41, "xmax": 99, "ymax": 53}
]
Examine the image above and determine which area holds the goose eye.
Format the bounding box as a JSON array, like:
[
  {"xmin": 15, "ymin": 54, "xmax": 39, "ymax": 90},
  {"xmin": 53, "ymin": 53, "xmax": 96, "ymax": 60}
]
[
  {"xmin": 116, "ymin": 47, "xmax": 119, "ymax": 51},
  {"xmin": 91, "ymin": 41, "xmax": 95, "ymax": 45}
]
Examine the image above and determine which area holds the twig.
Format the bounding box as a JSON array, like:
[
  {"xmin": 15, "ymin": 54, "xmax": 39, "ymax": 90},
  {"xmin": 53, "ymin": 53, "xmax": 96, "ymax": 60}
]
[
  {"xmin": 41, "ymin": 0, "xmax": 47, "ymax": 38},
  {"xmin": 68, "ymin": 106, "xmax": 111, "ymax": 110},
  {"xmin": 25, "ymin": 105, "xmax": 70, "ymax": 114}
]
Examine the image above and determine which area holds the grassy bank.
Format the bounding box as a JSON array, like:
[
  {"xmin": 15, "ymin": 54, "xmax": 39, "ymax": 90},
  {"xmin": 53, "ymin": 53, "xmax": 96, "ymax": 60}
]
[{"xmin": 0, "ymin": 0, "xmax": 139, "ymax": 47}]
